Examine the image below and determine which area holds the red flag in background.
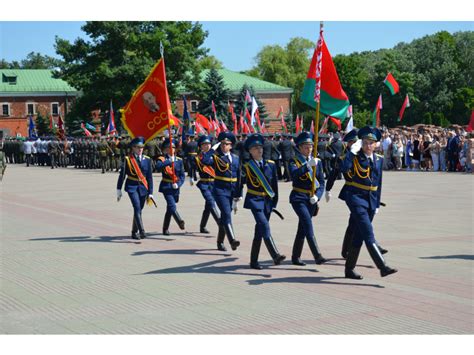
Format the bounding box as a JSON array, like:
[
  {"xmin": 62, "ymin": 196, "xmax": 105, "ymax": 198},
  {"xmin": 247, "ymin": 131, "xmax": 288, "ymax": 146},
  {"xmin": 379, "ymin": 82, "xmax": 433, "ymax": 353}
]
[
  {"xmin": 195, "ymin": 113, "xmax": 211, "ymax": 132},
  {"xmin": 295, "ymin": 115, "xmax": 301, "ymax": 134},
  {"xmin": 384, "ymin": 72, "xmax": 400, "ymax": 95},
  {"xmin": 81, "ymin": 123, "xmax": 92, "ymax": 137},
  {"xmin": 310, "ymin": 120, "xmax": 314, "ymax": 134},
  {"xmin": 466, "ymin": 109, "xmax": 474, "ymax": 132},
  {"xmin": 319, "ymin": 116, "xmax": 329, "ymax": 134},
  {"xmin": 398, "ymin": 94, "xmax": 411, "ymax": 122},
  {"xmin": 120, "ymin": 58, "xmax": 175, "ymax": 142},
  {"xmin": 329, "ymin": 116, "xmax": 342, "ymax": 130}
]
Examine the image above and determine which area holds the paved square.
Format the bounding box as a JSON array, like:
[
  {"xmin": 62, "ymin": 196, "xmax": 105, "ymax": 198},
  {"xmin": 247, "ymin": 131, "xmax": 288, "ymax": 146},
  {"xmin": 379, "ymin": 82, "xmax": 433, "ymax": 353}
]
[{"xmin": 1, "ymin": 165, "xmax": 472, "ymax": 334}]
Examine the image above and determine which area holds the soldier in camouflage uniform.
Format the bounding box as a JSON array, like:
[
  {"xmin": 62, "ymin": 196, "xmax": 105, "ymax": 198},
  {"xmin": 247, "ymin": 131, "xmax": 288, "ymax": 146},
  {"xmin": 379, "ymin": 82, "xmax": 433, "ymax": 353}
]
[
  {"xmin": 113, "ymin": 137, "xmax": 121, "ymax": 172},
  {"xmin": 107, "ymin": 137, "xmax": 116, "ymax": 171},
  {"xmin": 98, "ymin": 137, "xmax": 109, "ymax": 173},
  {"xmin": 48, "ymin": 138, "xmax": 60, "ymax": 169}
]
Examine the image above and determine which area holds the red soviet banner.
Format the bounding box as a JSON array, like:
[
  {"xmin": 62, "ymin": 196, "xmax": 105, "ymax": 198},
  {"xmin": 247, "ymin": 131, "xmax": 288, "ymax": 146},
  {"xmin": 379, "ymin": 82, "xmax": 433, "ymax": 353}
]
[{"xmin": 121, "ymin": 58, "xmax": 175, "ymax": 142}]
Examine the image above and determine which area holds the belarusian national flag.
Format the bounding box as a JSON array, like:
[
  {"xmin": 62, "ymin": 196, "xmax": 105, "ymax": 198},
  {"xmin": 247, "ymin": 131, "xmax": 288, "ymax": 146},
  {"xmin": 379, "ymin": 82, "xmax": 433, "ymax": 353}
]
[
  {"xmin": 301, "ymin": 33, "xmax": 350, "ymax": 119},
  {"xmin": 384, "ymin": 72, "xmax": 400, "ymax": 95},
  {"xmin": 371, "ymin": 95, "xmax": 383, "ymax": 127},
  {"xmin": 398, "ymin": 94, "xmax": 410, "ymax": 122},
  {"xmin": 466, "ymin": 110, "xmax": 474, "ymax": 133}
]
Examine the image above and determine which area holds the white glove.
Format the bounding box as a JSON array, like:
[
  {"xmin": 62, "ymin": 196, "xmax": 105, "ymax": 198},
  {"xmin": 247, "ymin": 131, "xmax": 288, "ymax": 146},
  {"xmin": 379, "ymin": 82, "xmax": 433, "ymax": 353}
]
[
  {"xmin": 116, "ymin": 189, "xmax": 122, "ymax": 201},
  {"xmin": 325, "ymin": 191, "xmax": 331, "ymax": 203},
  {"xmin": 212, "ymin": 142, "xmax": 221, "ymax": 151},
  {"xmin": 189, "ymin": 177, "xmax": 194, "ymax": 186},
  {"xmin": 169, "ymin": 155, "xmax": 176, "ymax": 162},
  {"xmin": 172, "ymin": 183, "xmax": 179, "ymax": 189},
  {"xmin": 375, "ymin": 208, "xmax": 379, "ymax": 215},
  {"xmin": 232, "ymin": 200, "xmax": 238, "ymax": 214},
  {"xmin": 309, "ymin": 195, "xmax": 318, "ymax": 205},
  {"xmin": 307, "ymin": 157, "xmax": 318, "ymax": 167},
  {"xmin": 350, "ymin": 139, "xmax": 362, "ymax": 154},
  {"xmin": 278, "ymin": 154, "xmax": 282, "ymax": 159}
]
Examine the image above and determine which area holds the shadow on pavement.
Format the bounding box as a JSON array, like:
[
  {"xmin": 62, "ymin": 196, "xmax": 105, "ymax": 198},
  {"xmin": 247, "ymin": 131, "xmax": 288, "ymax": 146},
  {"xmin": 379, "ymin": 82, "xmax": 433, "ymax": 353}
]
[
  {"xmin": 315, "ymin": 259, "xmax": 375, "ymax": 269},
  {"xmin": 141, "ymin": 257, "xmax": 272, "ymax": 278},
  {"xmin": 132, "ymin": 248, "xmax": 232, "ymax": 257},
  {"xmin": 29, "ymin": 234, "xmax": 175, "ymax": 244},
  {"xmin": 420, "ymin": 255, "xmax": 474, "ymax": 261},
  {"xmin": 246, "ymin": 276, "xmax": 384, "ymax": 288}
]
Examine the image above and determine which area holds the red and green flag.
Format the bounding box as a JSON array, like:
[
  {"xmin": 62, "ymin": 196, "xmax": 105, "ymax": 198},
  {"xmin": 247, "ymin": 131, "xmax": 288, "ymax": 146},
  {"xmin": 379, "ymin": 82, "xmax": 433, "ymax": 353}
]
[
  {"xmin": 371, "ymin": 94, "xmax": 383, "ymax": 127},
  {"xmin": 301, "ymin": 34, "xmax": 350, "ymax": 119},
  {"xmin": 398, "ymin": 94, "xmax": 410, "ymax": 122},
  {"xmin": 384, "ymin": 72, "xmax": 399, "ymax": 95}
]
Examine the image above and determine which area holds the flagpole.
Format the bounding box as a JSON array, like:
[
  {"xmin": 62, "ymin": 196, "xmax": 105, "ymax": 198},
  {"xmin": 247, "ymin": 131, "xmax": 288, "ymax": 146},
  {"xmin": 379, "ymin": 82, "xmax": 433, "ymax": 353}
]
[
  {"xmin": 161, "ymin": 42, "xmax": 177, "ymax": 184},
  {"xmin": 311, "ymin": 21, "xmax": 323, "ymax": 197}
]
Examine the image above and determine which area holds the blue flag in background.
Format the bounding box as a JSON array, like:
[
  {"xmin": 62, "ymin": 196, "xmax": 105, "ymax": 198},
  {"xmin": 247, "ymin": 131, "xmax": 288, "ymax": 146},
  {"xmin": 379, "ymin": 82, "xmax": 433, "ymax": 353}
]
[{"xmin": 28, "ymin": 116, "xmax": 37, "ymax": 138}]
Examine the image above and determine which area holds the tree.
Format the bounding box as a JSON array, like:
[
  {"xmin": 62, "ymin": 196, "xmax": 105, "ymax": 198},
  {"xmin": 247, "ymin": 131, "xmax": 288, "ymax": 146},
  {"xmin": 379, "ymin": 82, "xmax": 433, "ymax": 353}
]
[
  {"xmin": 54, "ymin": 21, "xmax": 208, "ymax": 131},
  {"xmin": 21, "ymin": 52, "xmax": 62, "ymax": 69},
  {"xmin": 197, "ymin": 68, "xmax": 230, "ymax": 122},
  {"xmin": 35, "ymin": 112, "xmax": 51, "ymax": 136},
  {"xmin": 197, "ymin": 55, "xmax": 223, "ymax": 70},
  {"xmin": 232, "ymin": 84, "xmax": 268, "ymax": 129},
  {"xmin": 247, "ymin": 37, "xmax": 314, "ymax": 114}
]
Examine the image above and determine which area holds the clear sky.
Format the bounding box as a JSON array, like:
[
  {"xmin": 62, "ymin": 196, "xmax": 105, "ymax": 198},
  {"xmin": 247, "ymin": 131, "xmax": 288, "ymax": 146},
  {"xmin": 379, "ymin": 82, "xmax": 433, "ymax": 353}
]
[{"xmin": 1, "ymin": 21, "xmax": 472, "ymax": 71}]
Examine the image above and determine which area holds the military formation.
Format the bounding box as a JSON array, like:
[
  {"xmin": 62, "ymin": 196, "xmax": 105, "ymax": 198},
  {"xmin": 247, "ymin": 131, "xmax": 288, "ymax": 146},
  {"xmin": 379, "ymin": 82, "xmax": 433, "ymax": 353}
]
[{"xmin": 111, "ymin": 127, "xmax": 398, "ymax": 280}]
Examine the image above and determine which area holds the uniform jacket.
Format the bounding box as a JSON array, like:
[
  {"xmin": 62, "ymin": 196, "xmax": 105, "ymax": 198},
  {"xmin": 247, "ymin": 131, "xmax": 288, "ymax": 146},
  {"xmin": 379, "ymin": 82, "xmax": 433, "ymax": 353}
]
[
  {"xmin": 201, "ymin": 147, "xmax": 241, "ymax": 198},
  {"xmin": 289, "ymin": 152, "xmax": 325, "ymax": 203},
  {"xmin": 240, "ymin": 159, "xmax": 278, "ymax": 211},
  {"xmin": 117, "ymin": 154, "xmax": 153, "ymax": 197},
  {"xmin": 155, "ymin": 155, "xmax": 185, "ymax": 193},
  {"xmin": 341, "ymin": 150, "xmax": 383, "ymax": 210}
]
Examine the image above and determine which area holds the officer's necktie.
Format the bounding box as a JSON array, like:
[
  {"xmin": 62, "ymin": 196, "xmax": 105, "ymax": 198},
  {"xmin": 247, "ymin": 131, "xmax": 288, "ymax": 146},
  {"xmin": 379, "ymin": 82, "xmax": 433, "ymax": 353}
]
[{"xmin": 259, "ymin": 161, "xmax": 264, "ymax": 171}]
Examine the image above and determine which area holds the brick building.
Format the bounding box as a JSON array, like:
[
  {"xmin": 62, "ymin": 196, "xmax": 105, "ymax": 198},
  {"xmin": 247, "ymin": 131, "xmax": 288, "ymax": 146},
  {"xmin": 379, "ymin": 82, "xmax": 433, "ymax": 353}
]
[
  {"xmin": 176, "ymin": 69, "xmax": 293, "ymax": 133},
  {"xmin": 0, "ymin": 69, "xmax": 79, "ymax": 138}
]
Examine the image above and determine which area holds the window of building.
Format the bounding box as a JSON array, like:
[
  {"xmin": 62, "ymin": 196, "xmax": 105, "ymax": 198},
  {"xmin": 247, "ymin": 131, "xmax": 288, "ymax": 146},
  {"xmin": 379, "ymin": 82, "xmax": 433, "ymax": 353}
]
[
  {"xmin": 51, "ymin": 102, "xmax": 59, "ymax": 116},
  {"xmin": 2, "ymin": 73, "xmax": 17, "ymax": 85},
  {"xmin": 190, "ymin": 100, "xmax": 199, "ymax": 112},
  {"xmin": 1, "ymin": 103, "xmax": 10, "ymax": 117},
  {"xmin": 26, "ymin": 103, "xmax": 36, "ymax": 116}
]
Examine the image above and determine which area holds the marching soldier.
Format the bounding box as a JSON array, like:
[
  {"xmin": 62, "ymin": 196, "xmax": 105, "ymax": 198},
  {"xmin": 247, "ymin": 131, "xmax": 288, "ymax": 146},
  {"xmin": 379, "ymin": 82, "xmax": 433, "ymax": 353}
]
[
  {"xmin": 326, "ymin": 129, "xmax": 388, "ymax": 259},
  {"xmin": 341, "ymin": 126, "xmax": 397, "ymax": 279},
  {"xmin": 278, "ymin": 134, "xmax": 295, "ymax": 182},
  {"xmin": 116, "ymin": 136, "xmax": 154, "ymax": 240},
  {"xmin": 107, "ymin": 137, "xmax": 115, "ymax": 171},
  {"xmin": 201, "ymin": 132, "xmax": 241, "ymax": 251},
  {"xmin": 98, "ymin": 137, "xmax": 109, "ymax": 173},
  {"xmin": 183, "ymin": 134, "xmax": 198, "ymax": 177},
  {"xmin": 289, "ymin": 131, "xmax": 327, "ymax": 266},
  {"xmin": 48, "ymin": 138, "xmax": 59, "ymax": 169},
  {"xmin": 190, "ymin": 135, "xmax": 226, "ymax": 251},
  {"xmin": 113, "ymin": 137, "xmax": 121, "ymax": 172},
  {"xmin": 239, "ymin": 134, "xmax": 286, "ymax": 269},
  {"xmin": 155, "ymin": 139, "xmax": 186, "ymax": 235},
  {"xmin": 0, "ymin": 140, "xmax": 6, "ymax": 181}
]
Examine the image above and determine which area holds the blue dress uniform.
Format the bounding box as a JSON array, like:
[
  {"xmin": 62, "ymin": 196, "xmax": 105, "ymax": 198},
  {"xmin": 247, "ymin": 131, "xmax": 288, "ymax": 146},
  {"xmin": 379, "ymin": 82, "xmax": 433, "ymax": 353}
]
[
  {"xmin": 155, "ymin": 139, "xmax": 186, "ymax": 235},
  {"xmin": 239, "ymin": 134, "xmax": 286, "ymax": 269},
  {"xmin": 190, "ymin": 135, "xmax": 227, "ymax": 251},
  {"xmin": 201, "ymin": 132, "xmax": 241, "ymax": 251},
  {"xmin": 341, "ymin": 126, "xmax": 397, "ymax": 279},
  {"xmin": 289, "ymin": 132, "xmax": 327, "ymax": 266},
  {"xmin": 116, "ymin": 137, "xmax": 153, "ymax": 240}
]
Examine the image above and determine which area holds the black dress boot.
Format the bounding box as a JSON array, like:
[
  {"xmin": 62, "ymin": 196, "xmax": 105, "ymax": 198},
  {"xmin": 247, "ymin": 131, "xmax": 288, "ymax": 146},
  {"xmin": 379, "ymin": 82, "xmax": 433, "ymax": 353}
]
[
  {"xmin": 172, "ymin": 211, "xmax": 186, "ymax": 230},
  {"xmin": 136, "ymin": 213, "xmax": 146, "ymax": 239},
  {"xmin": 307, "ymin": 235, "xmax": 327, "ymax": 264},
  {"xmin": 250, "ymin": 238, "xmax": 263, "ymax": 270},
  {"xmin": 263, "ymin": 237, "xmax": 286, "ymax": 265},
  {"xmin": 366, "ymin": 242, "xmax": 398, "ymax": 277},
  {"xmin": 291, "ymin": 238, "xmax": 306, "ymax": 266},
  {"xmin": 131, "ymin": 217, "xmax": 139, "ymax": 240},
  {"xmin": 162, "ymin": 211, "xmax": 171, "ymax": 235},
  {"xmin": 200, "ymin": 209, "xmax": 211, "ymax": 234},
  {"xmin": 344, "ymin": 245, "xmax": 363, "ymax": 279},
  {"xmin": 216, "ymin": 225, "xmax": 227, "ymax": 251},
  {"xmin": 341, "ymin": 226, "xmax": 354, "ymax": 259},
  {"xmin": 223, "ymin": 223, "xmax": 240, "ymax": 250},
  {"xmin": 376, "ymin": 242, "xmax": 388, "ymax": 255}
]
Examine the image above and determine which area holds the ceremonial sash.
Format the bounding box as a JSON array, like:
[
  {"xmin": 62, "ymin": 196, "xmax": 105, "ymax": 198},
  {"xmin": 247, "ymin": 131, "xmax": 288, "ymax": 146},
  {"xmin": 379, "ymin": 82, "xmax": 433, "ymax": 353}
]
[
  {"xmin": 246, "ymin": 160, "xmax": 275, "ymax": 198},
  {"xmin": 196, "ymin": 155, "xmax": 216, "ymax": 178},
  {"xmin": 294, "ymin": 156, "xmax": 314, "ymax": 183},
  {"xmin": 158, "ymin": 156, "xmax": 177, "ymax": 182},
  {"xmin": 126, "ymin": 155, "xmax": 149, "ymax": 190}
]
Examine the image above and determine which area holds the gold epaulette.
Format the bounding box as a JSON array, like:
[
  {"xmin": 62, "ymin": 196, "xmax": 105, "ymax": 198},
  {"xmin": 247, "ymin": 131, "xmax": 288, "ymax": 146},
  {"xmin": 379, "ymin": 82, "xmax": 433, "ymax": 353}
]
[
  {"xmin": 375, "ymin": 153, "xmax": 383, "ymax": 158},
  {"xmin": 176, "ymin": 157, "xmax": 182, "ymax": 160},
  {"xmin": 143, "ymin": 155, "xmax": 150, "ymax": 159},
  {"xmin": 267, "ymin": 160, "xmax": 275, "ymax": 164}
]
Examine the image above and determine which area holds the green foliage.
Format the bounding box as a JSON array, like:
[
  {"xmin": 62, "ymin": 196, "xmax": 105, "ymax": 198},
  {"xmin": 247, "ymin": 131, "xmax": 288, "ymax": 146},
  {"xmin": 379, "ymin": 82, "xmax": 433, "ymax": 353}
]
[
  {"xmin": 232, "ymin": 84, "xmax": 268, "ymax": 128},
  {"xmin": 197, "ymin": 56, "xmax": 223, "ymax": 70},
  {"xmin": 54, "ymin": 21, "xmax": 208, "ymax": 131},
  {"xmin": 35, "ymin": 112, "xmax": 52, "ymax": 136},
  {"xmin": 197, "ymin": 68, "xmax": 230, "ymax": 121}
]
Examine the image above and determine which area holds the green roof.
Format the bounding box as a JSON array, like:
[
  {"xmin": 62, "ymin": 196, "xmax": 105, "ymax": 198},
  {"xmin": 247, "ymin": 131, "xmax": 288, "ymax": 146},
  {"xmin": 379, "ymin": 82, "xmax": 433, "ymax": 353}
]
[
  {"xmin": 182, "ymin": 68, "xmax": 293, "ymax": 94},
  {"xmin": 0, "ymin": 69, "xmax": 78, "ymax": 94}
]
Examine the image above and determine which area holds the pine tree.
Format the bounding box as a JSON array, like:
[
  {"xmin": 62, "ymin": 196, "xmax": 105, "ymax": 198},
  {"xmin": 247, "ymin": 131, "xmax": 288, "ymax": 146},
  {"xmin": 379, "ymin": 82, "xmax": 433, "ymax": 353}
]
[{"xmin": 197, "ymin": 68, "xmax": 230, "ymax": 124}]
